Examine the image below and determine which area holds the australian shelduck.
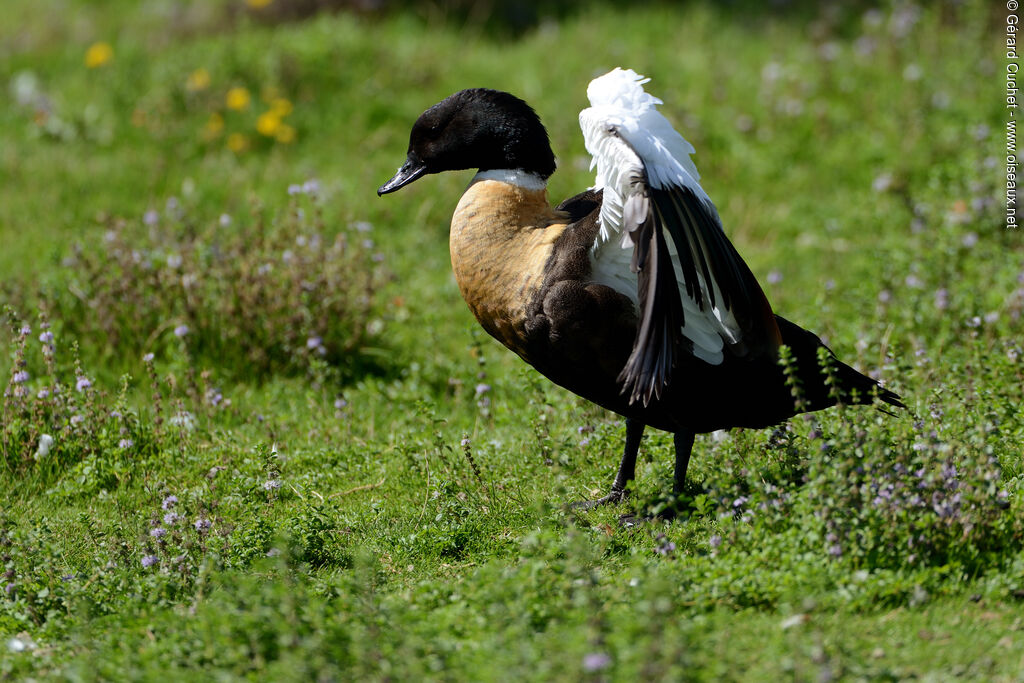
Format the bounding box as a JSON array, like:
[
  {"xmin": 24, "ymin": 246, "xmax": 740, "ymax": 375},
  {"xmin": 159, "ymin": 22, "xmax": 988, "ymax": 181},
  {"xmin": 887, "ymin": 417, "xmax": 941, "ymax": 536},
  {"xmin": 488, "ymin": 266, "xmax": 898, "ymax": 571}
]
[{"xmin": 378, "ymin": 68, "xmax": 903, "ymax": 508}]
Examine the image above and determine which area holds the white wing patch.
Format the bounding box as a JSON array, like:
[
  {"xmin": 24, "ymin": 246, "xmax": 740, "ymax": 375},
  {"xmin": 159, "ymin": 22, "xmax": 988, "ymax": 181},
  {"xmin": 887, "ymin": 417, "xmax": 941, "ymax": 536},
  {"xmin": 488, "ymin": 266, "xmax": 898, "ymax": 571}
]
[{"xmin": 580, "ymin": 67, "xmax": 743, "ymax": 366}]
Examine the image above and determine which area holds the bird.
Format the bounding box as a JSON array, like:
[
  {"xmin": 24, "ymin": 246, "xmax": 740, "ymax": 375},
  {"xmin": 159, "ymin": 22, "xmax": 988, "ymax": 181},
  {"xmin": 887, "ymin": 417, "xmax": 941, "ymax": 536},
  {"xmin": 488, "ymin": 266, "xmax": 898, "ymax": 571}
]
[{"xmin": 378, "ymin": 67, "xmax": 903, "ymax": 509}]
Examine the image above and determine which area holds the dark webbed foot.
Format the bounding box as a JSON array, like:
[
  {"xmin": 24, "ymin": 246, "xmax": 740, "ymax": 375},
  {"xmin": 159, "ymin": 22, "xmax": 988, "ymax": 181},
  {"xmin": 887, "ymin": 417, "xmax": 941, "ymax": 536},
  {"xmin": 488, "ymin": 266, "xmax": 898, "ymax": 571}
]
[
  {"xmin": 570, "ymin": 418, "xmax": 644, "ymax": 511},
  {"xmin": 570, "ymin": 487, "xmax": 629, "ymax": 511}
]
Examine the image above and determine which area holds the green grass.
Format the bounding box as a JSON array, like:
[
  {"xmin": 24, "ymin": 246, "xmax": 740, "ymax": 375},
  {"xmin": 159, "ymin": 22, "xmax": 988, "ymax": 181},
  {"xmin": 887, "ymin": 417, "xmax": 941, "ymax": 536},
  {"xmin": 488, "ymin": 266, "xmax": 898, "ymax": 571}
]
[{"xmin": 2, "ymin": 1, "xmax": 1021, "ymax": 680}]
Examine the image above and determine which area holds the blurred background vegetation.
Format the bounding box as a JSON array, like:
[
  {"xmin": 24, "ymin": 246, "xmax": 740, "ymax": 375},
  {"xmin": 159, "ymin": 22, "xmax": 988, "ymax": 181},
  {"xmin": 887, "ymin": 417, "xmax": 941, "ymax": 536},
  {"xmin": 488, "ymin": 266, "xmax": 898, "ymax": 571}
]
[{"xmin": 2, "ymin": 1, "xmax": 1021, "ymax": 680}]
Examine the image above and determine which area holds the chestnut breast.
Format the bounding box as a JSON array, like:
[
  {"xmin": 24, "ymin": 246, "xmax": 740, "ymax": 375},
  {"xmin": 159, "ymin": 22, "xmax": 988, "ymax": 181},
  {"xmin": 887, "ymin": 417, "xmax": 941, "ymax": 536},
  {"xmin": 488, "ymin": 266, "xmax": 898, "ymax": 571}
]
[{"xmin": 449, "ymin": 178, "xmax": 569, "ymax": 357}]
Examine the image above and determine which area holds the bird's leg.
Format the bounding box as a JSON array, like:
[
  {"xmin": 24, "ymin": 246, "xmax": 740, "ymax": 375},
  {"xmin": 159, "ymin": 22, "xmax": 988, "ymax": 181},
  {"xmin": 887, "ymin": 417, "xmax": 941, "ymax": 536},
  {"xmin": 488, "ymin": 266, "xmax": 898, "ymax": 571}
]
[
  {"xmin": 672, "ymin": 429, "xmax": 695, "ymax": 496},
  {"xmin": 607, "ymin": 417, "xmax": 645, "ymax": 500},
  {"xmin": 573, "ymin": 417, "xmax": 644, "ymax": 509}
]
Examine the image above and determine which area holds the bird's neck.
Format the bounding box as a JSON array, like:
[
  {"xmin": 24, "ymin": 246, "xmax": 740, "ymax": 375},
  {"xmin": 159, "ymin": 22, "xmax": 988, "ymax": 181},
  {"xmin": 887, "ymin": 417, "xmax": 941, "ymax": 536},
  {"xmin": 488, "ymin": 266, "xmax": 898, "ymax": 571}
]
[{"xmin": 471, "ymin": 169, "xmax": 548, "ymax": 190}]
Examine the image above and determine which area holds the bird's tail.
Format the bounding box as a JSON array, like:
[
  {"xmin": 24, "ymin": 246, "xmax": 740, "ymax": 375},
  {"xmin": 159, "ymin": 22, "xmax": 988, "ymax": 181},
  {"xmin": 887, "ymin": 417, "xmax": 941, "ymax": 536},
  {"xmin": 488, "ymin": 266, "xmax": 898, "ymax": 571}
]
[{"xmin": 775, "ymin": 315, "xmax": 905, "ymax": 412}]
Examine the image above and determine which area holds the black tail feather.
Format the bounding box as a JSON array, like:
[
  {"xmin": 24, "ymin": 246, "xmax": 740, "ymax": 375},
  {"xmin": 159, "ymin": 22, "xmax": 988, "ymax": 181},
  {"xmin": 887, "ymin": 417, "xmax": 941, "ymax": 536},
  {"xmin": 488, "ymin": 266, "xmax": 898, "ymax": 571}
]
[{"xmin": 775, "ymin": 315, "xmax": 905, "ymax": 413}]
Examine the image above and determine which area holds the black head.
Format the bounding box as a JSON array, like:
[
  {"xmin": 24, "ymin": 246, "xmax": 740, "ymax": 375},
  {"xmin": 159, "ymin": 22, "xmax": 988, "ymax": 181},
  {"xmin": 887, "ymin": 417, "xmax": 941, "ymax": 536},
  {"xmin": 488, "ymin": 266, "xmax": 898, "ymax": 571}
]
[{"xmin": 377, "ymin": 88, "xmax": 556, "ymax": 195}]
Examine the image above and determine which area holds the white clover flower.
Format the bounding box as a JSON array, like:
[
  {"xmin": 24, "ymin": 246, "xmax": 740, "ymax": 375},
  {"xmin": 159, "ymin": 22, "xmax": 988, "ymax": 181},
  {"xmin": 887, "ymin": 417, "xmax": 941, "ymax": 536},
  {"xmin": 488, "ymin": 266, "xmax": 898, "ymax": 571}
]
[
  {"xmin": 168, "ymin": 411, "xmax": 196, "ymax": 431},
  {"xmin": 36, "ymin": 434, "xmax": 54, "ymax": 458}
]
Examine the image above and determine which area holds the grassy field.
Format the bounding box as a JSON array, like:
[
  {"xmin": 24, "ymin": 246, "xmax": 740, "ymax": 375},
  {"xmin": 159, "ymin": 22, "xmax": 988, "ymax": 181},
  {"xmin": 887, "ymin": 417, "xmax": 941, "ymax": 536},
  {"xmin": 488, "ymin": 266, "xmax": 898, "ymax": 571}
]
[{"xmin": 2, "ymin": 0, "xmax": 1021, "ymax": 679}]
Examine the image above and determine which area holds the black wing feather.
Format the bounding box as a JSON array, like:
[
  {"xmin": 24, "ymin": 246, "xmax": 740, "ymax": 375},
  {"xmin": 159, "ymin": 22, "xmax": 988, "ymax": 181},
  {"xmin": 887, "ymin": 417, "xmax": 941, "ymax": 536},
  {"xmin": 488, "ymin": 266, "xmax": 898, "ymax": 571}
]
[
  {"xmin": 616, "ymin": 177, "xmax": 687, "ymax": 407},
  {"xmin": 606, "ymin": 128, "xmax": 780, "ymax": 406}
]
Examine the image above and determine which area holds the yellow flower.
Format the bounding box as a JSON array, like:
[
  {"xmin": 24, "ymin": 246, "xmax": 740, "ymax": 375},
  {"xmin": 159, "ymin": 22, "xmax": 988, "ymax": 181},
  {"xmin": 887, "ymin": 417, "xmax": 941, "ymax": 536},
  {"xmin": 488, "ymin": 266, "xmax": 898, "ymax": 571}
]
[
  {"xmin": 274, "ymin": 123, "xmax": 296, "ymax": 144},
  {"xmin": 256, "ymin": 111, "xmax": 281, "ymax": 137},
  {"xmin": 85, "ymin": 42, "xmax": 114, "ymax": 69},
  {"xmin": 270, "ymin": 97, "xmax": 293, "ymax": 117},
  {"xmin": 186, "ymin": 68, "xmax": 211, "ymax": 92},
  {"xmin": 246, "ymin": 0, "xmax": 273, "ymax": 7},
  {"xmin": 204, "ymin": 112, "xmax": 224, "ymax": 140},
  {"xmin": 227, "ymin": 133, "xmax": 248, "ymax": 153},
  {"xmin": 225, "ymin": 87, "xmax": 251, "ymax": 111}
]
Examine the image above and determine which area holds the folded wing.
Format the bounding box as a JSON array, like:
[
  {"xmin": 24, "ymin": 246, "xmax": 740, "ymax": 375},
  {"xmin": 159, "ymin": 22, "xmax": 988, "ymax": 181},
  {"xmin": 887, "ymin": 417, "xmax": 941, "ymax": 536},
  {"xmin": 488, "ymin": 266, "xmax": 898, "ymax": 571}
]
[{"xmin": 580, "ymin": 68, "xmax": 780, "ymax": 406}]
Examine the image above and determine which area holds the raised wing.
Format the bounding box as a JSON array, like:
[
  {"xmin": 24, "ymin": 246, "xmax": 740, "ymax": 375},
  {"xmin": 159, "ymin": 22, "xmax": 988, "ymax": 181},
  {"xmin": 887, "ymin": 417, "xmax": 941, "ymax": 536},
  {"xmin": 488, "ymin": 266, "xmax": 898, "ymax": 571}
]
[{"xmin": 580, "ymin": 68, "xmax": 780, "ymax": 406}]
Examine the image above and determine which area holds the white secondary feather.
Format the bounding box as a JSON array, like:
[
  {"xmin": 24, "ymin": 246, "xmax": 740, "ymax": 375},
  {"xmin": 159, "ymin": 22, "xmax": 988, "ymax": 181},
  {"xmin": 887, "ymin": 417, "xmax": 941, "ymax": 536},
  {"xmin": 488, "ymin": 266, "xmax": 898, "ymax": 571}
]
[{"xmin": 580, "ymin": 67, "xmax": 742, "ymax": 365}]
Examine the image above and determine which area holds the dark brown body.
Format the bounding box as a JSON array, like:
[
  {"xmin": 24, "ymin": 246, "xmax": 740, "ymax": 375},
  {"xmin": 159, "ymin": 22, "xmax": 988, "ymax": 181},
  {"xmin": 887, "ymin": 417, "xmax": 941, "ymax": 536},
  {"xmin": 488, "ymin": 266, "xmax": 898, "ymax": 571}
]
[{"xmin": 449, "ymin": 177, "xmax": 889, "ymax": 436}]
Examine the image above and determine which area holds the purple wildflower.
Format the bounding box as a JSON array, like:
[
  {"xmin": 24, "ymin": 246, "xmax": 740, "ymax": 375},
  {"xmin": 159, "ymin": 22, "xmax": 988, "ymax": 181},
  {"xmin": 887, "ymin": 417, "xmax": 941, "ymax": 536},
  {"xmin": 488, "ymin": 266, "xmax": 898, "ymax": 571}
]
[
  {"xmin": 194, "ymin": 518, "xmax": 212, "ymax": 532},
  {"xmin": 143, "ymin": 209, "xmax": 159, "ymax": 226},
  {"xmin": 263, "ymin": 479, "xmax": 281, "ymax": 491},
  {"xmin": 163, "ymin": 512, "xmax": 181, "ymax": 525},
  {"xmin": 118, "ymin": 438, "xmax": 134, "ymax": 449},
  {"xmin": 475, "ymin": 383, "xmax": 491, "ymax": 396},
  {"xmin": 162, "ymin": 495, "xmax": 178, "ymax": 510},
  {"xmin": 655, "ymin": 535, "xmax": 677, "ymax": 556},
  {"xmin": 12, "ymin": 370, "xmax": 29, "ymax": 384},
  {"xmin": 150, "ymin": 527, "xmax": 167, "ymax": 539},
  {"xmin": 75, "ymin": 376, "xmax": 92, "ymax": 392},
  {"xmin": 582, "ymin": 653, "xmax": 612, "ymax": 673},
  {"xmin": 141, "ymin": 555, "xmax": 159, "ymax": 568},
  {"xmin": 766, "ymin": 269, "xmax": 783, "ymax": 284},
  {"xmin": 173, "ymin": 325, "xmax": 189, "ymax": 337},
  {"xmin": 38, "ymin": 331, "xmax": 53, "ymax": 344}
]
